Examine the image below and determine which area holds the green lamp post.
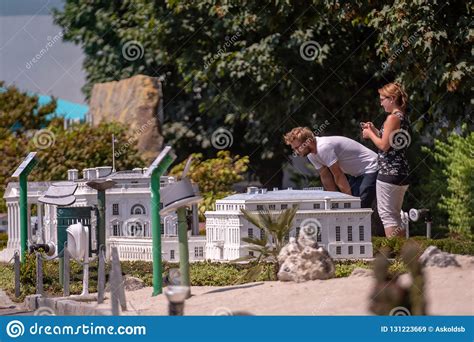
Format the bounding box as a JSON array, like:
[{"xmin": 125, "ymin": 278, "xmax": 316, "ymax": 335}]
[{"xmin": 144, "ymin": 146, "xmax": 176, "ymax": 296}]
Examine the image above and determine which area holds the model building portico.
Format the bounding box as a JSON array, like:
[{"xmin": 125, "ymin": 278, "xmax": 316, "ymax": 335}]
[{"xmin": 205, "ymin": 187, "xmax": 373, "ymax": 260}]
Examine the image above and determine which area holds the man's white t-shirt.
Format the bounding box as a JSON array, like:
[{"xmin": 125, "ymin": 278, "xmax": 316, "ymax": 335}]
[{"xmin": 307, "ymin": 136, "xmax": 378, "ymax": 177}]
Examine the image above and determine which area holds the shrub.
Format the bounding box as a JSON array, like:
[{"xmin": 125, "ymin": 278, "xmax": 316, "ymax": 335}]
[
  {"xmin": 169, "ymin": 151, "xmax": 249, "ymax": 221},
  {"xmin": 422, "ymin": 129, "xmax": 474, "ymax": 237},
  {"xmin": 0, "ymin": 232, "xmax": 7, "ymax": 251}
]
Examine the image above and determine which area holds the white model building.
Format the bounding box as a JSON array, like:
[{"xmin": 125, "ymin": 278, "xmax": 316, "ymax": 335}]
[
  {"xmin": 0, "ymin": 166, "xmax": 206, "ymax": 263},
  {"xmin": 205, "ymin": 187, "xmax": 373, "ymax": 260}
]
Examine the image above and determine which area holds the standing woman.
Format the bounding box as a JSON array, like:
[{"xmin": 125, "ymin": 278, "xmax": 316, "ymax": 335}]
[{"xmin": 362, "ymin": 82, "xmax": 410, "ymax": 238}]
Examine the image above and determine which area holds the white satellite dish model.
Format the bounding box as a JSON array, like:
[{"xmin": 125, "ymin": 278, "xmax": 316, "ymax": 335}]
[{"xmin": 66, "ymin": 222, "xmax": 90, "ymax": 296}]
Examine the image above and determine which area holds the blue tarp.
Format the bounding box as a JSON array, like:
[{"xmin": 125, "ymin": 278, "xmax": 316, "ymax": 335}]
[{"xmin": 0, "ymin": 87, "xmax": 88, "ymax": 121}]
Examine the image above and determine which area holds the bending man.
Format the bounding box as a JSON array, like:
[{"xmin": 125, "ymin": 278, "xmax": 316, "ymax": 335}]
[{"xmin": 284, "ymin": 127, "xmax": 378, "ymax": 208}]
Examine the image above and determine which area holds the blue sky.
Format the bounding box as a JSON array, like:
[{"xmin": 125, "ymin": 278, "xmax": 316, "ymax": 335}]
[{"xmin": 0, "ymin": 0, "xmax": 86, "ymax": 105}]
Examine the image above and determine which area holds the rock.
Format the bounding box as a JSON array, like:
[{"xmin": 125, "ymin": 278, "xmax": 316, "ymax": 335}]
[
  {"xmin": 106, "ymin": 275, "xmax": 145, "ymax": 292},
  {"xmin": 277, "ymin": 227, "xmax": 335, "ymax": 282},
  {"xmin": 122, "ymin": 275, "xmax": 146, "ymax": 291},
  {"xmin": 89, "ymin": 75, "xmax": 163, "ymax": 162},
  {"xmin": 419, "ymin": 246, "xmax": 460, "ymax": 268},
  {"xmin": 454, "ymin": 254, "xmax": 474, "ymax": 268},
  {"xmin": 350, "ymin": 267, "xmax": 374, "ymax": 277}
]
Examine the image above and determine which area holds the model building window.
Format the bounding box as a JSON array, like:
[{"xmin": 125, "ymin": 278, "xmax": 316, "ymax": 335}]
[
  {"xmin": 194, "ymin": 246, "xmax": 203, "ymax": 257},
  {"xmin": 331, "ymin": 202, "xmax": 339, "ymax": 209},
  {"xmin": 260, "ymin": 229, "xmax": 265, "ymax": 240},
  {"xmin": 269, "ymin": 204, "xmax": 276, "ymax": 210},
  {"xmin": 317, "ymin": 229, "xmax": 322, "ymax": 242},
  {"xmin": 292, "ymin": 204, "xmax": 298, "ymax": 209},
  {"xmin": 348, "ymin": 245, "xmax": 353, "ymax": 255},
  {"xmin": 170, "ymin": 250, "xmax": 175, "ymax": 260},
  {"xmin": 335, "ymin": 226, "xmax": 341, "ymax": 241},
  {"xmin": 248, "ymin": 228, "xmax": 254, "ymax": 238},
  {"xmin": 347, "ymin": 226, "xmax": 353, "ymax": 242},
  {"xmin": 249, "ymin": 251, "xmax": 254, "ymax": 257},
  {"xmin": 113, "ymin": 223, "xmax": 120, "ymax": 236},
  {"xmin": 281, "ymin": 204, "xmax": 288, "ymax": 210},
  {"xmin": 131, "ymin": 204, "xmax": 146, "ymax": 215},
  {"xmin": 336, "ymin": 246, "xmax": 342, "ymax": 255},
  {"xmin": 296, "ymin": 227, "xmax": 300, "ymax": 239},
  {"xmin": 313, "ymin": 203, "xmax": 320, "ymax": 209},
  {"xmin": 344, "ymin": 202, "xmax": 351, "ymax": 208},
  {"xmin": 112, "ymin": 203, "xmax": 119, "ymax": 215},
  {"xmin": 285, "ymin": 232, "xmax": 290, "ymax": 242},
  {"xmin": 359, "ymin": 225, "xmax": 365, "ymax": 241},
  {"xmin": 256, "ymin": 205, "xmax": 264, "ymax": 210},
  {"xmin": 360, "ymin": 245, "xmax": 365, "ymax": 254}
]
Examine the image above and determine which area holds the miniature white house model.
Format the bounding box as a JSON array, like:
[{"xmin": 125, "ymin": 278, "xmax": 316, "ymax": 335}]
[
  {"xmin": 1, "ymin": 166, "xmax": 206, "ymax": 263},
  {"xmin": 205, "ymin": 187, "xmax": 373, "ymax": 260}
]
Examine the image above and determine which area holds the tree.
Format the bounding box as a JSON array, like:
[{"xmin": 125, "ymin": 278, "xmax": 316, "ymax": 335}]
[
  {"xmin": 423, "ymin": 127, "xmax": 474, "ymax": 238},
  {"xmin": 169, "ymin": 151, "xmax": 249, "ymax": 221},
  {"xmin": 53, "ymin": 1, "xmax": 472, "ymax": 188},
  {"xmin": 0, "ymin": 83, "xmax": 56, "ymax": 213},
  {"xmin": 0, "ymin": 81, "xmax": 55, "ymax": 139}
]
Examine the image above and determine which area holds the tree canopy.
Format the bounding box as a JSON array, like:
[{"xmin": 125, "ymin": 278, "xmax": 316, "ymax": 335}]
[{"xmin": 53, "ymin": 0, "xmax": 472, "ymax": 187}]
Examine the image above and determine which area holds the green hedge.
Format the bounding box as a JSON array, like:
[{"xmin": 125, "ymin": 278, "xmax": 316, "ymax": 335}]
[{"xmin": 372, "ymin": 236, "xmax": 474, "ymax": 257}]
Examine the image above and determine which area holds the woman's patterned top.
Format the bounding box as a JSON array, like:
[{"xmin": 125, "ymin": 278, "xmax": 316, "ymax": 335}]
[{"xmin": 377, "ymin": 111, "xmax": 410, "ymax": 177}]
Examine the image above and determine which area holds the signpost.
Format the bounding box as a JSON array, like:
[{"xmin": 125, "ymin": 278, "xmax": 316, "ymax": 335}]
[
  {"xmin": 86, "ymin": 179, "xmax": 116, "ymax": 258},
  {"xmin": 144, "ymin": 146, "xmax": 176, "ymax": 296},
  {"xmin": 12, "ymin": 152, "xmax": 38, "ymax": 262}
]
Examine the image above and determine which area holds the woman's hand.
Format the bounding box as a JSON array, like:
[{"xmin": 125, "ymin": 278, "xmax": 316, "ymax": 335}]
[
  {"xmin": 364, "ymin": 122, "xmax": 375, "ymax": 130},
  {"xmin": 362, "ymin": 127, "xmax": 372, "ymax": 139}
]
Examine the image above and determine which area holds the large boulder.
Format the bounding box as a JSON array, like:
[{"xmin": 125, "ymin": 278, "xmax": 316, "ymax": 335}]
[
  {"xmin": 277, "ymin": 225, "xmax": 335, "ymax": 282},
  {"xmin": 89, "ymin": 75, "xmax": 163, "ymax": 162},
  {"xmin": 419, "ymin": 246, "xmax": 460, "ymax": 268}
]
